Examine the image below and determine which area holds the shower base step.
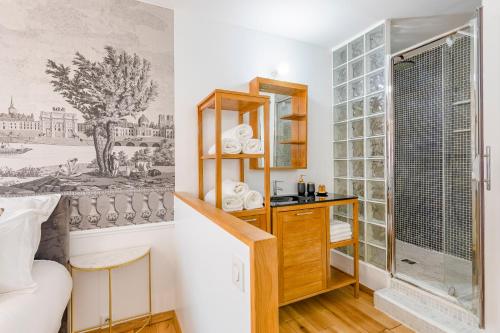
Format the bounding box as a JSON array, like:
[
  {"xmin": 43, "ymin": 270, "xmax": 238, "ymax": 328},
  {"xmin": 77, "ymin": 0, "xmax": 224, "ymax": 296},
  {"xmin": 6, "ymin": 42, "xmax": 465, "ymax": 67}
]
[{"xmin": 374, "ymin": 279, "xmax": 481, "ymax": 333}]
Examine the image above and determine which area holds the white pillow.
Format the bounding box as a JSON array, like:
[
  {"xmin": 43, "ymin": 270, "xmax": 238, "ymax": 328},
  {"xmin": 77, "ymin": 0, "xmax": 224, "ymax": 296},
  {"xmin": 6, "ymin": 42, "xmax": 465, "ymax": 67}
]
[{"xmin": 0, "ymin": 194, "xmax": 61, "ymax": 294}]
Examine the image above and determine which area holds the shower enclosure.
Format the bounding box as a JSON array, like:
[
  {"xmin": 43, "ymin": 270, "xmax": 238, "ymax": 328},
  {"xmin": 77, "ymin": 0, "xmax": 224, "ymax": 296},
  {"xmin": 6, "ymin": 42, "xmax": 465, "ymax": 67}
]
[{"xmin": 388, "ymin": 14, "xmax": 483, "ymax": 323}]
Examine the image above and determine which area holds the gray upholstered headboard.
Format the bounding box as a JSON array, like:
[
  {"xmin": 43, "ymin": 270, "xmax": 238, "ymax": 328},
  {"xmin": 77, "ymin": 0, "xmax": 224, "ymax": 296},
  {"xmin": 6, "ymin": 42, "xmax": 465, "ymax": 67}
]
[
  {"xmin": 34, "ymin": 196, "xmax": 70, "ymax": 333},
  {"xmin": 35, "ymin": 196, "xmax": 70, "ymax": 266}
]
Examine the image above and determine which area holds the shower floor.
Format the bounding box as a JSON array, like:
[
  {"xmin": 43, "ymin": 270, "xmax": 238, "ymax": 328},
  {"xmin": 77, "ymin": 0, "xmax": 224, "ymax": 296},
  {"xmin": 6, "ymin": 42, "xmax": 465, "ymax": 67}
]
[{"xmin": 395, "ymin": 240, "xmax": 474, "ymax": 311}]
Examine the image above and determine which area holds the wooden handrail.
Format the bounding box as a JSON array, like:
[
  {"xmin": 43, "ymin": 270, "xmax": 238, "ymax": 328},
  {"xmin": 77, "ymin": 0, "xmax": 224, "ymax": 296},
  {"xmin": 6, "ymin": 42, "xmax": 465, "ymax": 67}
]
[{"xmin": 174, "ymin": 192, "xmax": 279, "ymax": 333}]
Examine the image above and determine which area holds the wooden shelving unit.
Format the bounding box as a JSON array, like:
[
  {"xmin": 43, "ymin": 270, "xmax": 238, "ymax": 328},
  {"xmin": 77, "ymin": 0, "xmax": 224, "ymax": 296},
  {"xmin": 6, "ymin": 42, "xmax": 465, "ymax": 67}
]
[
  {"xmin": 249, "ymin": 77, "xmax": 308, "ymax": 169},
  {"xmin": 197, "ymin": 89, "xmax": 271, "ymax": 231}
]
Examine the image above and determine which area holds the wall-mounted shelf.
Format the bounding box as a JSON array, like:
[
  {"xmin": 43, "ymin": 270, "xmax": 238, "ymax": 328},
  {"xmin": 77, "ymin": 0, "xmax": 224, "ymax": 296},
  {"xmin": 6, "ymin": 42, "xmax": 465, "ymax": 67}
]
[
  {"xmin": 280, "ymin": 114, "xmax": 306, "ymax": 121},
  {"xmin": 278, "ymin": 140, "xmax": 306, "ymax": 145},
  {"xmin": 249, "ymin": 77, "xmax": 308, "ymax": 169},
  {"xmin": 201, "ymin": 153, "xmax": 265, "ymax": 160},
  {"xmin": 197, "ymin": 89, "xmax": 271, "ymax": 232}
]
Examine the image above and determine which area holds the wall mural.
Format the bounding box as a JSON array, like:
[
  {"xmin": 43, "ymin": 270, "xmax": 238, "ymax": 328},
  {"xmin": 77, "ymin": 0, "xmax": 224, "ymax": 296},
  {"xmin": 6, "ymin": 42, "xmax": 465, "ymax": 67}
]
[{"xmin": 0, "ymin": 0, "xmax": 174, "ymax": 229}]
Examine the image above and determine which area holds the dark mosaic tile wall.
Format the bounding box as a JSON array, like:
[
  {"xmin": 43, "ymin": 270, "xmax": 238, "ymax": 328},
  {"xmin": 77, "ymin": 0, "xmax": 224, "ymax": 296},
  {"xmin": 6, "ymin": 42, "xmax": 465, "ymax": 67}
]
[
  {"xmin": 394, "ymin": 46, "xmax": 444, "ymax": 253},
  {"xmin": 393, "ymin": 38, "xmax": 472, "ymax": 261}
]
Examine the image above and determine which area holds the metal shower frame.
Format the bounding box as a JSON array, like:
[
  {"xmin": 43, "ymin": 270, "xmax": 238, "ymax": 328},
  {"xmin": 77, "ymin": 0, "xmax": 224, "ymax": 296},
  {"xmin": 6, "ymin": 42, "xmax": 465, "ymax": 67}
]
[{"xmin": 385, "ymin": 8, "xmax": 485, "ymax": 328}]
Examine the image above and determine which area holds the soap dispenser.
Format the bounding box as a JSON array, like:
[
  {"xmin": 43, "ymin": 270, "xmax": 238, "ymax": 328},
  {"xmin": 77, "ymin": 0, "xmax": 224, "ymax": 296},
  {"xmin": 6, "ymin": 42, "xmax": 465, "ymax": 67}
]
[{"xmin": 297, "ymin": 175, "xmax": 306, "ymax": 196}]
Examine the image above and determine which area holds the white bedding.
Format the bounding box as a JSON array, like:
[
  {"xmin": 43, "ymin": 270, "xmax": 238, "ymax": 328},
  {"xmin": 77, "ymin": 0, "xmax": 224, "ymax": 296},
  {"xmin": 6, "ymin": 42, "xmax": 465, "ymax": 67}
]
[{"xmin": 0, "ymin": 260, "xmax": 72, "ymax": 333}]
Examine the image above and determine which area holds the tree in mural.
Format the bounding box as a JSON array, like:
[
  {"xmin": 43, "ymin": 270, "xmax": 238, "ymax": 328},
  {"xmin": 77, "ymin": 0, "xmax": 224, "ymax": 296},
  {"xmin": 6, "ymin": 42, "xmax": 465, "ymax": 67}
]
[{"xmin": 46, "ymin": 46, "xmax": 158, "ymax": 175}]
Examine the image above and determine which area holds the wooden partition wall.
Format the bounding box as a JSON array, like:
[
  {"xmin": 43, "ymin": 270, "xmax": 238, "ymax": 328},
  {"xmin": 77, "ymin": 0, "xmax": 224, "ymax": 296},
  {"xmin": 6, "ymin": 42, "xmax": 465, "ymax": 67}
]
[{"xmin": 174, "ymin": 192, "xmax": 279, "ymax": 333}]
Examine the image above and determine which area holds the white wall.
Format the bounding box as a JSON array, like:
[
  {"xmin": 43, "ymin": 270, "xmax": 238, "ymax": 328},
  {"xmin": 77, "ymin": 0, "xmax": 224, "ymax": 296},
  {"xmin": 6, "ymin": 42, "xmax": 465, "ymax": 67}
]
[
  {"xmin": 174, "ymin": 197, "xmax": 252, "ymax": 333},
  {"xmin": 69, "ymin": 222, "xmax": 175, "ymax": 331},
  {"xmin": 69, "ymin": 3, "xmax": 333, "ymax": 329},
  {"xmin": 172, "ymin": 10, "xmax": 332, "ymax": 195},
  {"xmin": 481, "ymin": 1, "xmax": 500, "ymax": 331}
]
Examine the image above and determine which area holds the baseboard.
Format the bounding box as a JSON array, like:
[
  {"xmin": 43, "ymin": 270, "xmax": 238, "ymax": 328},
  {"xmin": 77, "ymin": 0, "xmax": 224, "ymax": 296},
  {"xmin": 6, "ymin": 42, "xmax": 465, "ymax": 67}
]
[
  {"xmin": 85, "ymin": 310, "xmax": 181, "ymax": 333},
  {"xmin": 360, "ymin": 283, "xmax": 374, "ymax": 296}
]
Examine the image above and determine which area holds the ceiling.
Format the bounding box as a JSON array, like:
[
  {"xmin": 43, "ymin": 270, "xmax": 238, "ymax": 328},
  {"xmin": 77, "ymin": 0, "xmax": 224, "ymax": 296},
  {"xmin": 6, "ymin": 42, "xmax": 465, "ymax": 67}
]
[{"xmin": 143, "ymin": 0, "xmax": 480, "ymax": 47}]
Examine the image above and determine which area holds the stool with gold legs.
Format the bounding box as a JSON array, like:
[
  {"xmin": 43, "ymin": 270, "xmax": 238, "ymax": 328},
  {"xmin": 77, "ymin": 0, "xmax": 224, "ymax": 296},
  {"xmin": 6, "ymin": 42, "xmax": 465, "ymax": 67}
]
[{"xmin": 69, "ymin": 246, "xmax": 152, "ymax": 333}]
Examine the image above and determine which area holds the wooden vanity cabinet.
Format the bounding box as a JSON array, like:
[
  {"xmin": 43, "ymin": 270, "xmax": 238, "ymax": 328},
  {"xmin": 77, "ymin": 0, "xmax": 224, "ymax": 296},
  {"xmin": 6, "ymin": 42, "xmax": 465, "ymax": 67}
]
[{"xmin": 273, "ymin": 207, "xmax": 327, "ymax": 304}]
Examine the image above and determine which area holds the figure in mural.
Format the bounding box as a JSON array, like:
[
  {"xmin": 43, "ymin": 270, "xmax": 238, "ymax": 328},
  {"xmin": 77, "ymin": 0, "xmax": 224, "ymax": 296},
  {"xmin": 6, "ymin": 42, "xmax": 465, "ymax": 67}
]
[
  {"xmin": 109, "ymin": 152, "xmax": 120, "ymax": 177},
  {"xmin": 46, "ymin": 46, "xmax": 159, "ymax": 177}
]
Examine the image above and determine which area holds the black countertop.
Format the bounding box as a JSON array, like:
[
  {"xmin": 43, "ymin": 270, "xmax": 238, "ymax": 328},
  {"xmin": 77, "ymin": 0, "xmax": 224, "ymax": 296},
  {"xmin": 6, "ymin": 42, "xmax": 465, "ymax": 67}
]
[{"xmin": 270, "ymin": 193, "xmax": 358, "ymax": 207}]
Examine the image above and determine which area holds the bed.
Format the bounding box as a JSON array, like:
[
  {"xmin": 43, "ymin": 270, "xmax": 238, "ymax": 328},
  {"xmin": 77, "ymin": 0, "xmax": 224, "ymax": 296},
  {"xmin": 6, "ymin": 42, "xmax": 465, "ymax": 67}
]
[{"xmin": 0, "ymin": 197, "xmax": 72, "ymax": 333}]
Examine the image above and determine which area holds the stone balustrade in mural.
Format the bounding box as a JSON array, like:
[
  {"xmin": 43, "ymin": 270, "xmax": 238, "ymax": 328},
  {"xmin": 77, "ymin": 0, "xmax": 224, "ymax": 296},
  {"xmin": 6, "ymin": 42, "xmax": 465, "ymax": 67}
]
[{"xmin": 68, "ymin": 188, "xmax": 174, "ymax": 231}]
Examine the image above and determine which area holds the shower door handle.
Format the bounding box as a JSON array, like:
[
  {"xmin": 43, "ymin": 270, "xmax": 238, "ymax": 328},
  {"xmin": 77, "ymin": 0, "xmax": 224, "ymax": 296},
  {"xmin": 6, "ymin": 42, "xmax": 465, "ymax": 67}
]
[{"xmin": 482, "ymin": 146, "xmax": 491, "ymax": 191}]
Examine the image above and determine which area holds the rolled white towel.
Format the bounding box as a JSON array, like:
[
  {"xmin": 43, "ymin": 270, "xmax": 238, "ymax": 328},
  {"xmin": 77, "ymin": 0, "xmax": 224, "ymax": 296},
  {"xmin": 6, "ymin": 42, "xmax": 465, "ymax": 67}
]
[
  {"xmin": 205, "ymin": 189, "xmax": 243, "ymax": 212},
  {"xmin": 242, "ymin": 190, "xmax": 264, "ymax": 210},
  {"xmin": 224, "ymin": 124, "xmax": 253, "ymax": 143},
  {"xmin": 208, "ymin": 137, "xmax": 242, "ymax": 155},
  {"xmin": 222, "ymin": 179, "xmax": 249, "ymax": 198},
  {"xmin": 242, "ymin": 139, "xmax": 263, "ymax": 154}
]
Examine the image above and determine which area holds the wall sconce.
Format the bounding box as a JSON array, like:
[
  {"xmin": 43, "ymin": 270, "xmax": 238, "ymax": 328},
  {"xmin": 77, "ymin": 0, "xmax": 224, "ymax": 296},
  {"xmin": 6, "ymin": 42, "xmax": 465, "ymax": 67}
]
[{"xmin": 271, "ymin": 62, "xmax": 290, "ymax": 78}]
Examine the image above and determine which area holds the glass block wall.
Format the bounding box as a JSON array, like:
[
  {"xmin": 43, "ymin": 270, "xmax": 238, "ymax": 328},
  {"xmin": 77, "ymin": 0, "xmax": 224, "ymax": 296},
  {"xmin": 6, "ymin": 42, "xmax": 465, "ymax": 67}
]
[{"xmin": 331, "ymin": 23, "xmax": 388, "ymax": 270}]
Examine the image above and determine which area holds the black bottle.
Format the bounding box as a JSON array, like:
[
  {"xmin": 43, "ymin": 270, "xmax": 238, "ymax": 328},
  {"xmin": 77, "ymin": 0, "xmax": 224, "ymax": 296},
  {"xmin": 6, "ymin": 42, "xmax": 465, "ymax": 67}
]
[
  {"xmin": 307, "ymin": 182, "xmax": 315, "ymax": 196},
  {"xmin": 297, "ymin": 175, "xmax": 306, "ymax": 196}
]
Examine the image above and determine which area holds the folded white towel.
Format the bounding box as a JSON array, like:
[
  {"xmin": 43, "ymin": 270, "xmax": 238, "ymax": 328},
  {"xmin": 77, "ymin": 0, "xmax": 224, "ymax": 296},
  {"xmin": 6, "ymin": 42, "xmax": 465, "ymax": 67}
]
[
  {"xmin": 242, "ymin": 139, "xmax": 263, "ymax": 154},
  {"xmin": 332, "ymin": 228, "xmax": 351, "ymax": 236},
  {"xmin": 208, "ymin": 137, "xmax": 242, "ymax": 155},
  {"xmin": 242, "ymin": 190, "xmax": 264, "ymax": 210},
  {"xmin": 331, "ymin": 233, "xmax": 353, "ymax": 242},
  {"xmin": 331, "ymin": 221, "xmax": 352, "ymax": 232},
  {"xmin": 205, "ymin": 189, "xmax": 243, "ymax": 212},
  {"xmin": 222, "ymin": 179, "xmax": 249, "ymax": 198},
  {"xmin": 330, "ymin": 230, "xmax": 352, "ymax": 237},
  {"xmin": 224, "ymin": 124, "xmax": 253, "ymax": 143}
]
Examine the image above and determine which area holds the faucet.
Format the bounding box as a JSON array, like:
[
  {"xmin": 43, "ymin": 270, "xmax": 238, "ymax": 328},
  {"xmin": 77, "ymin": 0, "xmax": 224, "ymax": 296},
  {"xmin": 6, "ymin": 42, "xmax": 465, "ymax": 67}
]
[{"xmin": 272, "ymin": 180, "xmax": 284, "ymax": 196}]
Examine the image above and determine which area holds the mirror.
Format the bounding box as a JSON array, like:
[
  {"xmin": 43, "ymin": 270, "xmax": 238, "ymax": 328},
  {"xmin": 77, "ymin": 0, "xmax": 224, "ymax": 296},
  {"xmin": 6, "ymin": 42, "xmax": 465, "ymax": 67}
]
[{"xmin": 249, "ymin": 77, "xmax": 308, "ymax": 169}]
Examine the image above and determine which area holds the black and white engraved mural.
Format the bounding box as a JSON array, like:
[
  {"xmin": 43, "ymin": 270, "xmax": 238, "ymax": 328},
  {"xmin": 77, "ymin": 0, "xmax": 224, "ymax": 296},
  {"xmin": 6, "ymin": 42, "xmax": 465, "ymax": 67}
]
[{"xmin": 0, "ymin": 0, "xmax": 174, "ymax": 228}]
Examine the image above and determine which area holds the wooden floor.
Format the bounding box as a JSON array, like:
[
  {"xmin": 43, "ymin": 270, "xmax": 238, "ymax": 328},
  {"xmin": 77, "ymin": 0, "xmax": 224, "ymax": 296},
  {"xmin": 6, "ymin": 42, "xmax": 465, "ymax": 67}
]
[
  {"xmin": 279, "ymin": 286, "xmax": 414, "ymax": 333},
  {"xmin": 122, "ymin": 320, "xmax": 176, "ymax": 333},
  {"xmin": 107, "ymin": 286, "xmax": 413, "ymax": 333}
]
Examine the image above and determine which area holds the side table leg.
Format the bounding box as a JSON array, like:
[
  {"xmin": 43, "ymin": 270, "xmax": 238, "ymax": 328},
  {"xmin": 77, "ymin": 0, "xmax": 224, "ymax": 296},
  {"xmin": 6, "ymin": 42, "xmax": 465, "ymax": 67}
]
[
  {"xmin": 70, "ymin": 266, "xmax": 74, "ymax": 333},
  {"xmin": 148, "ymin": 252, "xmax": 152, "ymax": 318},
  {"xmin": 108, "ymin": 269, "xmax": 112, "ymax": 333}
]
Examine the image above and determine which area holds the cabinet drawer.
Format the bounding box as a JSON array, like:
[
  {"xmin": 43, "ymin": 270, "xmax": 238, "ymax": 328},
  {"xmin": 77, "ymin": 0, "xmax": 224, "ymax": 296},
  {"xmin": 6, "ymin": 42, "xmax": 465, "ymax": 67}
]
[
  {"xmin": 239, "ymin": 214, "xmax": 267, "ymax": 231},
  {"xmin": 281, "ymin": 208, "xmax": 325, "ymax": 243}
]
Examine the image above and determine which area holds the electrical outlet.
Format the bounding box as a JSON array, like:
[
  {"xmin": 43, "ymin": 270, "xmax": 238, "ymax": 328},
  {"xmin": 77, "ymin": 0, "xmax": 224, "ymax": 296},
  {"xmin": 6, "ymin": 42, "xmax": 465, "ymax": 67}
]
[{"xmin": 232, "ymin": 256, "xmax": 244, "ymax": 292}]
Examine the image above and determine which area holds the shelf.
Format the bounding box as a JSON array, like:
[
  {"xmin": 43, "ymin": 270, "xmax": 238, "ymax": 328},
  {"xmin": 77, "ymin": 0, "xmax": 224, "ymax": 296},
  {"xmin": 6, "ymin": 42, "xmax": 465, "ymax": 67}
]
[
  {"xmin": 453, "ymin": 99, "xmax": 471, "ymax": 106},
  {"xmin": 201, "ymin": 153, "xmax": 264, "ymax": 160},
  {"xmin": 280, "ymin": 114, "xmax": 306, "ymax": 121},
  {"xmin": 330, "ymin": 238, "xmax": 355, "ymax": 249},
  {"xmin": 229, "ymin": 207, "xmax": 266, "ymax": 218},
  {"xmin": 197, "ymin": 89, "xmax": 269, "ymax": 112},
  {"xmin": 328, "ymin": 267, "xmax": 357, "ymax": 289},
  {"xmin": 279, "ymin": 140, "xmax": 306, "ymax": 145}
]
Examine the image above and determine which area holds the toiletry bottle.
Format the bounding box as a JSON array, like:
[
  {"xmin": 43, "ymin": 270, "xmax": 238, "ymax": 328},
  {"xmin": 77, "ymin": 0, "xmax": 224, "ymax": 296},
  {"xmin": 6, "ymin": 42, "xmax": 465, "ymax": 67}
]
[
  {"xmin": 307, "ymin": 182, "xmax": 316, "ymax": 196},
  {"xmin": 297, "ymin": 175, "xmax": 306, "ymax": 196}
]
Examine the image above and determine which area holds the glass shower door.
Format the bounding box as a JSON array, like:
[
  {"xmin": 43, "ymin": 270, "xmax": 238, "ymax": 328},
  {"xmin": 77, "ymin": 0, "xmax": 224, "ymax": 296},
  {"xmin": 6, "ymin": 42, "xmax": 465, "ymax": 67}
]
[
  {"xmin": 442, "ymin": 18, "xmax": 481, "ymax": 318},
  {"xmin": 391, "ymin": 17, "xmax": 482, "ymax": 320}
]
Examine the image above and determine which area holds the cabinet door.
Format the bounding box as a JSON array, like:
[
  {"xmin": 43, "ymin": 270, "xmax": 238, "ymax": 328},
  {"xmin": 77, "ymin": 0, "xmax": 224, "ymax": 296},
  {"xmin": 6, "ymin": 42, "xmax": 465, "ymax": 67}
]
[{"xmin": 275, "ymin": 207, "xmax": 327, "ymax": 303}]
